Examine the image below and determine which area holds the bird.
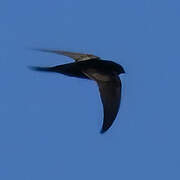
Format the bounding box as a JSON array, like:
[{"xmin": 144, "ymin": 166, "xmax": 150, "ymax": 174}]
[{"xmin": 30, "ymin": 49, "xmax": 125, "ymax": 133}]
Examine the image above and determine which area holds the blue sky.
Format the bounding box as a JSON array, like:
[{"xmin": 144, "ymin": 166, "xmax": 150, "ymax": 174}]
[{"xmin": 0, "ymin": 0, "xmax": 180, "ymax": 179}]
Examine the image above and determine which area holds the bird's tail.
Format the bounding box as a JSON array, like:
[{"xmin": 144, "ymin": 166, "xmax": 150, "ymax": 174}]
[
  {"xmin": 28, "ymin": 64, "xmax": 89, "ymax": 79},
  {"xmin": 28, "ymin": 66, "xmax": 57, "ymax": 72}
]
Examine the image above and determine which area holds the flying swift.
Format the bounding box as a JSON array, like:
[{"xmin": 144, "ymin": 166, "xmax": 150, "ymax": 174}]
[{"xmin": 30, "ymin": 49, "xmax": 125, "ymax": 133}]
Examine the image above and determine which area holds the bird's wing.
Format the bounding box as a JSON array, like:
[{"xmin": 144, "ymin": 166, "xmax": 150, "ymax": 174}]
[
  {"xmin": 83, "ymin": 70, "xmax": 121, "ymax": 133},
  {"xmin": 98, "ymin": 78, "xmax": 121, "ymax": 133},
  {"xmin": 33, "ymin": 48, "xmax": 100, "ymax": 62}
]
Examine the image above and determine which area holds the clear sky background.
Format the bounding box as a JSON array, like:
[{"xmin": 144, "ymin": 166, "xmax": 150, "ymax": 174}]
[{"xmin": 0, "ymin": 0, "xmax": 180, "ymax": 179}]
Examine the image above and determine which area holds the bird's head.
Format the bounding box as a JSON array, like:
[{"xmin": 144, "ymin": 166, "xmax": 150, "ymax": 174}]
[{"xmin": 117, "ymin": 64, "xmax": 126, "ymax": 74}]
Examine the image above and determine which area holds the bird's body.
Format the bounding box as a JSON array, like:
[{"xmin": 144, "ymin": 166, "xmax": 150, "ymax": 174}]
[{"xmin": 30, "ymin": 49, "xmax": 125, "ymax": 133}]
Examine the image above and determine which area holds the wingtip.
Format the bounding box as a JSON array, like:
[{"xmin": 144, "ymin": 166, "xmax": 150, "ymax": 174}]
[
  {"xmin": 100, "ymin": 130, "xmax": 105, "ymax": 134},
  {"xmin": 30, "ymin": 48, "xmax": 51, "ymax": 53},
  {"xmin": 100, "ymin": 128, "xmax": 107, "ymax": 134},
  {"xmin": 27, "ymin": 47, "xmax": 58, "ymax": 54},
  {"xmin": 100, "ymin": 122, "xmax": 114, "ymax": 134},
  {"xmin": 29, "ymin": 48, "xmax": 67, "ymax": 56}
]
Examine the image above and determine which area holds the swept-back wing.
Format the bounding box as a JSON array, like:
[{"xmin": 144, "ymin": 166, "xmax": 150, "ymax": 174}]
[{"xmin": 33, "ymin": 48, "xmax": 100, "ymax": 62}]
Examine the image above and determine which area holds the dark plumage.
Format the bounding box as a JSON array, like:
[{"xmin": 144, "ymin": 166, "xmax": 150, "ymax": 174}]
[{"xmin": 30, "ymin": 49, "xmax": 125, "ymax": 133}]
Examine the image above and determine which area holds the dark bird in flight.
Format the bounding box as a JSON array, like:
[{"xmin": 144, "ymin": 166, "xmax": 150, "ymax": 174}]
[{"xmin": 30, "ymin": 49, "xmax": 125, "ymax": 133}]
